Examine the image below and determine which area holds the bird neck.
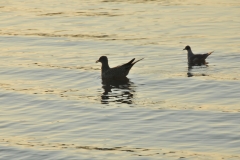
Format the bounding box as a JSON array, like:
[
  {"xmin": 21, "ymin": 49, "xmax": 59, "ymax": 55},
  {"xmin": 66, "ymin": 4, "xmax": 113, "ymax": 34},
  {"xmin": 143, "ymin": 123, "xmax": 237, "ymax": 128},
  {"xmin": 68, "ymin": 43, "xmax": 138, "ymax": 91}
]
[
  {"xmin": 187, "ymin": 49, "xmax": 194, "ymax": 57},
  {"xmin": 101, "ymin": 61, "xmax": 110, "ymax": 73}
]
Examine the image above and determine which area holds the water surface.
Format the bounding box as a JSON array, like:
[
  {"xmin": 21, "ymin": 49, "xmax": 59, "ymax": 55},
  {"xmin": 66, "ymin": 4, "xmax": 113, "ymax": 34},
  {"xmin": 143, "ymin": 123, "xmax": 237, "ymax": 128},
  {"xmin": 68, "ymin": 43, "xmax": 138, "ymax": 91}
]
[{"xmin": 0, "ymin": 0, "xmax": 240, "ymax": 159}]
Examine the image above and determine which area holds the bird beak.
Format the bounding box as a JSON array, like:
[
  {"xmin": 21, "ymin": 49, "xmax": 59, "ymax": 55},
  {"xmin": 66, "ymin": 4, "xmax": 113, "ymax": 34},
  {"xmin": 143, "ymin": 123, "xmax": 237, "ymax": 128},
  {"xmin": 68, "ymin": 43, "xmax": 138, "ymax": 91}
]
[
  {"xmin": 183, "ymin": 48, "xmax": 186, "ymax": 50},
  {"xmin": 96, "ymin": 60, "xmax": 99, "ymax": 63}
]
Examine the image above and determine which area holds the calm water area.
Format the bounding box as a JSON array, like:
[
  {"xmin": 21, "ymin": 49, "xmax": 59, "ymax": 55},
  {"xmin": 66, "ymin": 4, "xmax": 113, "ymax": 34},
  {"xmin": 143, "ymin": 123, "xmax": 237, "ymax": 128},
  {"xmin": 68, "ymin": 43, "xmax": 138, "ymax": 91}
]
[{"xmin": 0, "ymin": 0, "xmax": 240, "ymax": 159}]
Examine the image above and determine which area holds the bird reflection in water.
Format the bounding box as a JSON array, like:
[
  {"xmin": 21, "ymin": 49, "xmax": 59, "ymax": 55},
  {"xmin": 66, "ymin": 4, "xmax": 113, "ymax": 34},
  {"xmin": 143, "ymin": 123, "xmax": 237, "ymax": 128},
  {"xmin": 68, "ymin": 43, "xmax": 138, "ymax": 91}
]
[
  {"xmin": 187, "ymin": 64, "xmax": 209, "ymax": 77},
  {"xmin": 101, "ymin": 77, "xmax": 134, "ymax": 104}
]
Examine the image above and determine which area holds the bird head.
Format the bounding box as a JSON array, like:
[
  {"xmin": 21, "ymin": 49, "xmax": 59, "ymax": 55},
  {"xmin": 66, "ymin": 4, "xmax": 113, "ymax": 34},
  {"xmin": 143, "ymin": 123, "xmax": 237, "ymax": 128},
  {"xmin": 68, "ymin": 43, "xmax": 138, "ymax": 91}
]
[
  {"xmin": 96, "ymin": 56, "xmax": 108, "ymax": 63},
  {"xmin": 183, "ymin": 45, "xmax": 191, "ymax": 51}
]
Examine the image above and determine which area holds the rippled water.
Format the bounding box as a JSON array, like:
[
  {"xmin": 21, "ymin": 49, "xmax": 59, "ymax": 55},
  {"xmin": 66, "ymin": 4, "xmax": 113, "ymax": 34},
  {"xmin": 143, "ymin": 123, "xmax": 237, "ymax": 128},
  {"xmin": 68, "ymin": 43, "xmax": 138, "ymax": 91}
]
[{"xmin": 1, "ymin": 0, "xmax": 240, "ymax": 159}]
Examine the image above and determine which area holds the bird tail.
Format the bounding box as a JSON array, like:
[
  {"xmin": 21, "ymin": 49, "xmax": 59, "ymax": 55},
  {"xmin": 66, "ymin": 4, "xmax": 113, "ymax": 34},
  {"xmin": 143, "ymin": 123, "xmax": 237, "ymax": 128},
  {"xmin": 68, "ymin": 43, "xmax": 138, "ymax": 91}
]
[
  {"xmin": 208, "ymin": 51, "xmax": 214, "ymax": 55},
  {"xmin": 126, "ymin": 58, "xmax": 135, "ymax": 65},
  {"xmin": 132, "ymin": 58, "xmax": 144, "ymax": 65}
]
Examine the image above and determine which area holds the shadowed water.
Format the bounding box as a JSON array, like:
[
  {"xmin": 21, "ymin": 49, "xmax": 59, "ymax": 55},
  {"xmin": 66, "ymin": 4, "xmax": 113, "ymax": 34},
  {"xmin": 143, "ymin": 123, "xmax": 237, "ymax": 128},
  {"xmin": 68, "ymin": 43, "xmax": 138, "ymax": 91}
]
[{"xmin": 0, "ymin": 0, "xmax": 240, "ymax": 159}]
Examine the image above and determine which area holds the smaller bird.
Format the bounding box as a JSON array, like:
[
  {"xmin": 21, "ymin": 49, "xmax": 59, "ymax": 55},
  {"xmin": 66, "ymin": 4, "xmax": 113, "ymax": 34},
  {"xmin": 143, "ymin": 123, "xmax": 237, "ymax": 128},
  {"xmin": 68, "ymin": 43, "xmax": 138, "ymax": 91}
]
[
  {"xmin": 96, "ymin": 56, "xmax": 143, "ymax": 79},
  {"xmin": 183, "ymin": 45, "xmax": 214, "ymax": 65}
]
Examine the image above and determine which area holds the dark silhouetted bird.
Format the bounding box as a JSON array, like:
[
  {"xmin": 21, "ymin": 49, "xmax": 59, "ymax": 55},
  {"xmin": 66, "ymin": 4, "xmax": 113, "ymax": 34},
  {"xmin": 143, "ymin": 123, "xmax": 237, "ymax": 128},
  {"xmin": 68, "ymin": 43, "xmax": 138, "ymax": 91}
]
[
  {"xmin": 183, "ymin": 45, "xmax": 214, "ymax": 65},
  {"xmin": 96, "ymin": 56, "xmax": 143, "ymax": 79}
]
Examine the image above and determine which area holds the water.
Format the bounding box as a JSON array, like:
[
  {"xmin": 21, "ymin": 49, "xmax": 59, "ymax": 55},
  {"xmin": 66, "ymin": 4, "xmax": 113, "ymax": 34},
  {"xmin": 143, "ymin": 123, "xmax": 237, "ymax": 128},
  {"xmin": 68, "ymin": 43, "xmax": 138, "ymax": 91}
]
[{"xmin": 0, "ymin": 0, "xmax": 240, "ymax": 159}]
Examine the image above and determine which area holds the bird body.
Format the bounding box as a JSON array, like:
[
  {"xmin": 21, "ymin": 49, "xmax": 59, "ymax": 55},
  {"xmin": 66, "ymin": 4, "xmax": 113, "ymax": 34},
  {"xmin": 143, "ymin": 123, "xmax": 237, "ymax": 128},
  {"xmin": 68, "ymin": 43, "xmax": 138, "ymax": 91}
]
[
  {"xmin": 96, "ymin": 56, "xmax": 143, "ymax": 79},
  {"xmin": 183, "ymin": 45, "xmax": 213, "ymax": 65}
]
